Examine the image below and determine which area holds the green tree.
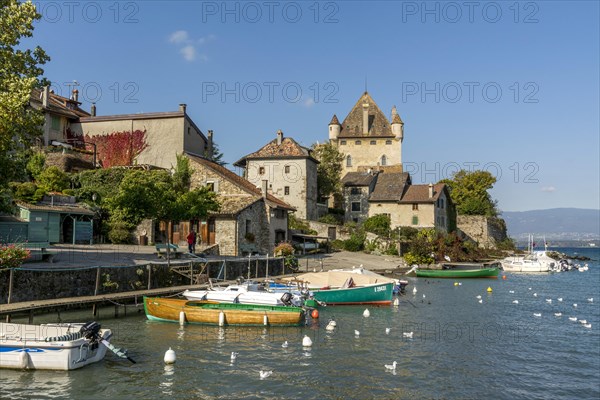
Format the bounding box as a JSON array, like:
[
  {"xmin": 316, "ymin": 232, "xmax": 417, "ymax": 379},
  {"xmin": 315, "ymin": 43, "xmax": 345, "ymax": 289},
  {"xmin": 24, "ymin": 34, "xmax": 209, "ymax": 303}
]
[
  {"xmin": 312, "ymin": 142, "xmax": 344, "ymax": 203},
  {"xmin": 0, "ymin": 0, "xmax": 50, "ymax": 211},
  {"xmin": 172, "ymin": 154, "xmax": 191, "ymax": 194},
  {"xmin": 440, "ymin": 170, "xmax": 498, "ymax": 216},
  {"xmin": 363, "ymin": 214, "xmax": 391, "ymax": 237},
  {"xmin": 26, "ymin": 150, "xmax": 45, "ymax": 180},
  {"xmin": 36, "ymin": 166, "xmax": 69, "ymax": 193},
  {"xmin": 209, "ymin": 142, "xmax": 227, "ymax": 166}
]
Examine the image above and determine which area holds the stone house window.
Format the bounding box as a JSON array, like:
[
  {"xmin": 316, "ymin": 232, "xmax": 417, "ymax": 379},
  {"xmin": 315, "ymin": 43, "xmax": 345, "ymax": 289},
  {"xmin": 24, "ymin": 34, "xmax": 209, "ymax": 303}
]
[
  {"xmin": 275, "ymin": 229, "xmax": 286, "ymax": 243},
  {"xmin": 441, "ymin": 198, "xmax": 445, "ymax": 209},
  {"xmin": 351, "ymin": 202, "xmax": 361, "ymax": 212},
  {"xmin": 206, "ymin": 181, "xmax": 215, "ymax": 192},
  {"xmin": 245, "ymin": 219, "xmax": 251, "ymax": 235},
  {"xmin": 284, "ymin": 186, "xmax": 290, "ymax": 195},
  {"xmin": 370, "ymin": 140, "xmax": 376, "ymax": 145},
  {"xmin": 381, "ymin": 155, "xmax": 387, "ymax": 166},
  {"xmin": 340, "ymin": 140, "xmax": 346, "ymax": 145},
  {"xmin": 385, "ymin": 140, "xmax": 392, "ymax": 145},
  {"xmin": 350, "ymin": 187, "xmax": 361, "ymax": 195},
  {"xmin": 259, "ymin": 166, "xmax": 265, "ymax": 175},
  {"xmin": 346, "ymin": 155, "xmax": 352, "ymax": 167},
  {"xmin": 355, "ymin": 140, "xmax": 361, "ymax": 145},
  {"xmin": 284, "ymin": 165, "xmax": 290, "ymax": 174},
  {"xmin": 412, "ymin": 203, "xmax": 419, "ymax": 210},
  {"xmin": 412, "ymin": 215, "xmax": 419, "ymax": 225}
]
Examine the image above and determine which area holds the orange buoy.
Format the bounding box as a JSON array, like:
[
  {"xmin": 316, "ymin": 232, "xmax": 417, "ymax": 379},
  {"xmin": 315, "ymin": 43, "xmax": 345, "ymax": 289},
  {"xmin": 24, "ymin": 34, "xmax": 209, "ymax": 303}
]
[
  {"xmin": 311, "ymin": 309, "xmax": 319, "ymax": 319},
  {"xmin": 502, "ymin": 275, "xmax": 507, "ymax": 280}
]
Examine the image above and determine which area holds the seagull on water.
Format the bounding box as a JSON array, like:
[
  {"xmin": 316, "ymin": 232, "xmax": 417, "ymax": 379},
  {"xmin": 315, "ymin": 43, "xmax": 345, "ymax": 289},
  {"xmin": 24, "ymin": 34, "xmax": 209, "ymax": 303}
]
[
  {"xmin": 558, "ymin": 298, "xmax": 563, "ymax": 302},
  {"xmin": 512, "ymin": 300, "xmax": 519, "ymax": 304},
  {"xmin": 533, "ymin": 293, "xmax": 538, "ymax": 297},
  {"xmin": 573, "ymin": 303, "xmax": 578, "ymax": 308},
  {"xmin": 403, "ymin": 332, "xmax": 413, "ymax": 338},
  {"xmin": 554, "ymin": 313, "xmax": 562, "ymax": 317},
  {"xmin": 326, "ymin": 322, "xmax": 336, "ymax": 332},
  {"xmin": 588, "ymin": 298, "xmax": 594, "ymax": 303},
  {"xmin": 282, "ymin": 341, "xmax": 289, "ymax": 348},
  {"xmin": 385, "ymin": 361, "xmax": 397, "ymax": 370},
  {"xmin": 533, "ymin": 313, "xmax": 542, "ymax": 317},
  {"xmin": 546, "ymin": 299, "xmax": 552, "ymax": 303},
  {"xmin": 423, "ymin": 294, "xmax": 426, "ymax": 299},
  {"xmin": 478, "ymin": 299, "xmax": 483, "ymax": 304},
  {"xmin": 509, "ymin": 290, "xmax": 515, "ymax": 294},
  {"xmin": 413, "ymin": 287, "xmax": 417, "ymax": 294},
  {"xmin": 579, "ymin": 319, "xmax": 588, "ymax": 324},
  {"xmin": 385, "ymin": 328, "xmax": 391, "ymax": 335},
  {"xmin": 528, "ymin": 288, "xmax": 532, "ymax": 291},
  {"xmin": 354, "ymin": 330, "xmax": 360, "ymax": 337},
  {"xmin": 476, "ymin": 295, "xmax": 482, "ymax": 299},
  {"xmin": 583, "ymin": 323, "xmax": 592, "ymax": 329},
  {"xmin": 569, "ymin": 317, "xmax": 577, "ymax": 322},
  {"xmin": 230, "ymin": 352, "xmax": 238, "ymax": 361},
  {"xmin": 259, "ymin": 370, "xmax": 273, "ymax": 379}
]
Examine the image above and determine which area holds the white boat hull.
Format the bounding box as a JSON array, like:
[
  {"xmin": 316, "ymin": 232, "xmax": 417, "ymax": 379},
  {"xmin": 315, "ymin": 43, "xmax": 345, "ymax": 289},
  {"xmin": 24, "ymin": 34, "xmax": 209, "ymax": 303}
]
[
  {"xmin": 183, "ymin": 288, "xmax": 290, "ymax": 306},
  {"xmin": 501, "ymin": 252, "xmax": 557, "ymax": 273},
  {"xmin": 0, "ymin": 323, "xmax": 111, "ymax": 370}
]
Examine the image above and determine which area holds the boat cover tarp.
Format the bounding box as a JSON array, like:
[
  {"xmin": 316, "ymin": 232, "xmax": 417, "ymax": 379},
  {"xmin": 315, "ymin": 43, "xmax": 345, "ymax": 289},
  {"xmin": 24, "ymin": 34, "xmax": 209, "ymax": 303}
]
[{"xmin": 280, "ymin": 269, "xmax": 395, "ymax": 288}]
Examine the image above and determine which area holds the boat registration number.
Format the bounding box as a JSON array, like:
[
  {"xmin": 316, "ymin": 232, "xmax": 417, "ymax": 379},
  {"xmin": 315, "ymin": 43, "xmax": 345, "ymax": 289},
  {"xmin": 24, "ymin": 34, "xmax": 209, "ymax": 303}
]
[{"xmin": 374, "ymin": 286, "xmax": 387, "ymax": 292}]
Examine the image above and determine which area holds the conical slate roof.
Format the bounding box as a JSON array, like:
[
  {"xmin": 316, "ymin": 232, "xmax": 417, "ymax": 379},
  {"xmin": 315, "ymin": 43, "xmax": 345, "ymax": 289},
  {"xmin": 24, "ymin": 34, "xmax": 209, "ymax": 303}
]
[
  {"xmin": 339, "ymin": 92, "xmax": 394, "ymax": 138},
  {"xmin": 329, "ymin": 114, "xmax": 341, "ymax": 125}
]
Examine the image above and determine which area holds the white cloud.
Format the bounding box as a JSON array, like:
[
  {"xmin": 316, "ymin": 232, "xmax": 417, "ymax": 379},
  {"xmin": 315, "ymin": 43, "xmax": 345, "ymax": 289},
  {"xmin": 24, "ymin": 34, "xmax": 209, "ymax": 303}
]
[
  {"xmin": 169, "ymin": 30, "xmax": 189, "ymax": 44},
  {"xmin": 180, "ymin": 45, "xmax": 196, "ymax": 61},
  {"xmin": 541, "ymin": 186, "xmax": 556, "ymax": 192},
  {"xmin": 168, "ymin": 31, "xmax": 213, "ymax": 62},
  {"xmin": 303, "ymin": 98, "xmax": 315, "ymax": 108}
]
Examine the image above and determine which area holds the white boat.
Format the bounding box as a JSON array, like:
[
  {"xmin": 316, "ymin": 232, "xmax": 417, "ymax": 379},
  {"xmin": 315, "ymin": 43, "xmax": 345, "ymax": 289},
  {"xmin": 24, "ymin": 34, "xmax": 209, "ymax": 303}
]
[
  {"xmin": 182, "ymin": 283, "xmax": 299, "ymax": 306},
  {"xmin": 501, "ymin": 252, "xmax": 558, "ymax": 273},
  {"xmin": 0, "ymin": 322, "xmax": 112, "ymax": 370}
]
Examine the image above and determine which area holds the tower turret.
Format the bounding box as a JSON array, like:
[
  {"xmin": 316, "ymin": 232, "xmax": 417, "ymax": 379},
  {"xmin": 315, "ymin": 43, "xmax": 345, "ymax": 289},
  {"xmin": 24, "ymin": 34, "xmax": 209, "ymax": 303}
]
[
  {"xmin": 391, "ymin": 106, "xmax": 404, "ymax": 142},
  {"xmin": 328, "ymin": 114, "xmax": 341, "ymax": 140}
]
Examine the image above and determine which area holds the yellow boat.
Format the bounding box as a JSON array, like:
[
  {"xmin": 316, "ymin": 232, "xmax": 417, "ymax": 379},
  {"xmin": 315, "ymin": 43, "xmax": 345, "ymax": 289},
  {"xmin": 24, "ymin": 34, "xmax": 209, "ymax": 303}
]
[{"xmin": 143, "ymin": 297, "xmax": 306, "ymax": 326}]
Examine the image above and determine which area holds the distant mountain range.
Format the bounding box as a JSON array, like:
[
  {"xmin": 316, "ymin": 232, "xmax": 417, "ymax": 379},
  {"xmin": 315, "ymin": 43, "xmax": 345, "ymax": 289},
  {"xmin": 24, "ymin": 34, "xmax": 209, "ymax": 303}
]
[{"xmin": 501, "ymin": 208, "xmax": 600, "ymax": 241}]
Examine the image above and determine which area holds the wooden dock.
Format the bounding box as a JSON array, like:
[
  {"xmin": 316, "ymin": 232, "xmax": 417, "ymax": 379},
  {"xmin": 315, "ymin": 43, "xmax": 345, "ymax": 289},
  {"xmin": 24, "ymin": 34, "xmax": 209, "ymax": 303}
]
[{"xmin": 0, "ymin": 282, "xmax": 228, "ymax": 323}]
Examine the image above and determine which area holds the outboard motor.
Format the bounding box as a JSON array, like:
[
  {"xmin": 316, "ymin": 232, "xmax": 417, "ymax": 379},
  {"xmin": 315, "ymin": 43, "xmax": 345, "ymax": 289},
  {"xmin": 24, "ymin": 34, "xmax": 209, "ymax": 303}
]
[
  {"xmin": 80, "ymin": 321, "xmax": 102, "ymax": 349},
  {"xmin": 281, "ymin": 292, "xmax": 293, "ymax": 306}
]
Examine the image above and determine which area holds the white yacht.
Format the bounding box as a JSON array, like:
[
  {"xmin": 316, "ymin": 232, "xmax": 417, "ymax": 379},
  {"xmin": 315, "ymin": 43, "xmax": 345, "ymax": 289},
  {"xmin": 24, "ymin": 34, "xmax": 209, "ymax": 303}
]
[{"xmin": 182, "ymin": 282, "xmax": 300, "ymax": 306}]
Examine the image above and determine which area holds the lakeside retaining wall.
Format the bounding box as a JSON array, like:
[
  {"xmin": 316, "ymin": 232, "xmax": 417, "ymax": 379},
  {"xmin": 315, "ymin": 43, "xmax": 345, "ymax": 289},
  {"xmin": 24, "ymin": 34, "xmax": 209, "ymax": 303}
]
[
  {"xmin": 457, "ymin": 215, "xmax": 508, "ymax": 249},
  {"xmin": 0, "ymin": 257, "xmax": 285, "ymax": 304}
]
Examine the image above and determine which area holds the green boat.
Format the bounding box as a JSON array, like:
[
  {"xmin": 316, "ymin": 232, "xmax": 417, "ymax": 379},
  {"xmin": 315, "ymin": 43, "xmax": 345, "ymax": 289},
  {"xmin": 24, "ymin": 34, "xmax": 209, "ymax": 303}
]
[
  {"xmin": 311, "ymin": 282, "xmax": 394, "ymax": 305},
  {"xmin": 415, "ymin": 267, "xmax": 499, "ymax": 279}
]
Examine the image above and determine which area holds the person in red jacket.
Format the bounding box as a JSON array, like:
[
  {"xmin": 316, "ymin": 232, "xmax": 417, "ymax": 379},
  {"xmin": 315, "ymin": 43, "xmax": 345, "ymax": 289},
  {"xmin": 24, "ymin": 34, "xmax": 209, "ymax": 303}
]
[{"xmin": 187, "ymin": 229, "xmax": 196, "ymax": 254}]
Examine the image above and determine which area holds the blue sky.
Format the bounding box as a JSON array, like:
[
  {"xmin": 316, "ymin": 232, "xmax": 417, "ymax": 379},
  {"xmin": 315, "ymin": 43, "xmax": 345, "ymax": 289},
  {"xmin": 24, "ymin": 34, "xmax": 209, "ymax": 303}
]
[{"xmin": 29, "ymin": 0, "xmax": 599, "ymax": 212}]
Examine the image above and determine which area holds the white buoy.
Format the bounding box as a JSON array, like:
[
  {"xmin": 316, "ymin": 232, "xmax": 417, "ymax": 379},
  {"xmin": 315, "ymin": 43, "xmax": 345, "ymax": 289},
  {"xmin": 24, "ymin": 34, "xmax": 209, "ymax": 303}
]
[
  {"xmin": 219, "ymin": 311, "xmax": 225, "ymax": 326},
  {"xmin": 393, "ymin": 298, "xmax": 400, "ymax": 307},
  {"xmin": 385, "ymin": 327, "xmax": 391, "ymax": 334},
  {"xmin": 179, "ymin": 311, "xmax": 186, "ymax": 325},
  {"xmin": 413, "ymin": 287, "xmax": 417, "ymax": 294},
  {"xmin": 19, "ymin": 351, "xmax": 29, "ymax": 369},
  {"xmin": 164, "ymin": 347, "xmax": 176, "ymax": 364},
  {"xmin": 354, "ymin": 330, "xmax": 360, "ymax": 337},
  {"xmin": 302, "ymin": 335, "xmax": 313, "ymax": 347},
  {"xmin": 363, "ymin": 309, "xmax": 370, "ymax": 318},
  {"xmin": 263, "ymin": 315, "xmax": 268, "ymax": 326}
]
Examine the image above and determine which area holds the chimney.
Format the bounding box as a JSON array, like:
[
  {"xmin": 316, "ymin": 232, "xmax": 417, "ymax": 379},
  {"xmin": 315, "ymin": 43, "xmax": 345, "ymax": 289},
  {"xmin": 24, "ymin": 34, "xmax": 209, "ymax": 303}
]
[
  {"xmin": 42, "ymin": 86, "xmax": 49, "ymax": 108},
  {"xmin": 90, "ymin": 103, "xmax": 96, "ymax": 117},
  {"xmin": 179, "ymin": 103, "xmax": 187, "ymax": 113},
  {"xmin": 207, "ymin": 129, "xmax": 214, "ymax": 158},
  {"xmin": 428, "ymin": 183, "xmax": 434, "ymax": 198},
  {"xmin": 276, "ymin": 129, "xmax": 283, "ymax": 145},
  {"xmin": 72, "ymin": 89, "xmax": 79, "ymax": 102},
  {"xmin": 362, "ymin": 103, "xmax": 369, "ymax": 134},
  {"xmin": 261, "ymin": 180, "xmax": 268, "ymax": 198}
]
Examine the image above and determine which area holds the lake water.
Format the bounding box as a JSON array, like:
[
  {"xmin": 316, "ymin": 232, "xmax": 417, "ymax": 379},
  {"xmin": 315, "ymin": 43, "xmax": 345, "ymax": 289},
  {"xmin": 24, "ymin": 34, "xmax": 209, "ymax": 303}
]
[{"xmin": 2, "ymin": 247, "xmax": 599, "ymax": 399}]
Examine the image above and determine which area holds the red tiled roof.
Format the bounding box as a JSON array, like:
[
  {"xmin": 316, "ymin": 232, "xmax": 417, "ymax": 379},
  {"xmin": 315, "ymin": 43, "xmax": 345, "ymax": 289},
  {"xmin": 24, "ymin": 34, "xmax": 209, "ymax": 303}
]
[
  {"xmin": 398, "ymin": 183, "xmax": 447, "ymax": 203},
  {"xmin": 185, "ymin": 153, "xmax": 295, "ymax": 212},
  {"xmin": 30, "ymin": 88, "xmax": 91, "ymax": 119},
  {"xmin": 369, "ymin": 172, "xmax": 411, "ymax": 202},
  {"xmin": 234, "ymin": 136, "xmax": 315, "ymax": 167}
]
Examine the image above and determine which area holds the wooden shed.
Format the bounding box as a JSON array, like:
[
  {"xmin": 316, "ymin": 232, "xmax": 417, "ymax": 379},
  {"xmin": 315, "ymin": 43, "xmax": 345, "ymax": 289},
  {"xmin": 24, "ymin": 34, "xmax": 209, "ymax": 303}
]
[{"xmin": 16, "ymin": 198, "xmax": 95, "ymax": 244}]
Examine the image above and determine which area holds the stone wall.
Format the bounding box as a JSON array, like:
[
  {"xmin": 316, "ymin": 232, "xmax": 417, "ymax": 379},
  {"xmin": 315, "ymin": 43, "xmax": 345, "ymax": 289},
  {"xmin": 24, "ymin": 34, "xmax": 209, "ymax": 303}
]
[
  {"xmin": 306, "ymin": 221, "xmax": 349, "ymax": 241},
  {"xmin": 457, "ymin": 215, "xmax": 508, "ymax": 249},
  {"xmin": 334, "ymin": 136, "xmax": 401, "ymax": 175},
  {"xmin": 133, "ymin": 219, "xmax": 154, "ymax": 245},
  {"xmin": 0, "ymin": 258, "xmax": 286, "ymax": 304}
]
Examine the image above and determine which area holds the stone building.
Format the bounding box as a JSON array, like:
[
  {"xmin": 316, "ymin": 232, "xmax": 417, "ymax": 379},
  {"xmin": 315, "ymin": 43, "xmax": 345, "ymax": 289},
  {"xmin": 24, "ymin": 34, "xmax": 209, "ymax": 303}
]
[
  {"xmin": 72, "ymin": 104, "xmax": 213, "ymax": 170},
  {"xmin": 185, "ymin": 153, "xmax": 294, "ymax": 256},
  {"xmin": 328, "ymin": 91, "xmax": 404, "ymax": 175},
  {"xmin": 341, "ymin": 170, "xmax": 452, "ymax": 232},
  {"xmin": 234, "ymin": 130, "xmax": 318, "ymax": 221}
]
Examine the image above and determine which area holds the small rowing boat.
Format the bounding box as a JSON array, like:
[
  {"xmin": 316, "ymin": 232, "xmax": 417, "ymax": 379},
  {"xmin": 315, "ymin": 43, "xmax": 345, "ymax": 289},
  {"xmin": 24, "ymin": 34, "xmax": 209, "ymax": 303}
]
[
  {"xmin": 415, "ymin": 267, "xmax": 499, "ymax": 279},
  {"xmin": 143, "ymin": 297, "xmax": 306, "ymax": 326}
]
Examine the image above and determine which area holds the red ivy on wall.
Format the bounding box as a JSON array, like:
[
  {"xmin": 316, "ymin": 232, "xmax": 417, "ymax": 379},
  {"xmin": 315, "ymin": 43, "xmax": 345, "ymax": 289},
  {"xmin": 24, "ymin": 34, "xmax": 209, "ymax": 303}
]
[{"xmin": 85, "ymin": 129, "xmax": 148, "ymax": 168}]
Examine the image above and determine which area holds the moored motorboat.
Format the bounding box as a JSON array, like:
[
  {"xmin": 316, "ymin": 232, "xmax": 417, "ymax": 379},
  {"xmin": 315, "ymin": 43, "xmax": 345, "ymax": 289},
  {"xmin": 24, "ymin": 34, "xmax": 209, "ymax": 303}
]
[
  {"xmin": 182, "ymin": 282, "xmax": 300, "ymax": 306},
  {"xmin": 415, "ymin": 267, "xmax": 499, "ymax": 279},
  {"xmin": 0, "ymin": 322, "xmax": 113, "ymax": 370},
  {"xmin": 144, "ymin": 297, "xmax": 306, "ymax": 326},
  {"xmin": 501, "ymin": 251, "xmax": 558, "ymax": 273},
  {"xmin": 310, "ymin": 282, "xmax": 395, "ymax": 305}
]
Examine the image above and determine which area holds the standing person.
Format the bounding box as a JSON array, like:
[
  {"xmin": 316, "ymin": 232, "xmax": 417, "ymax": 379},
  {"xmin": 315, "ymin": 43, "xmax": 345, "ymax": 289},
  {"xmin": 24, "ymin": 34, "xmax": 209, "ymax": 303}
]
[{"xmin": 187, "ymin": 230, "xmax": 195, "ymax": 254}]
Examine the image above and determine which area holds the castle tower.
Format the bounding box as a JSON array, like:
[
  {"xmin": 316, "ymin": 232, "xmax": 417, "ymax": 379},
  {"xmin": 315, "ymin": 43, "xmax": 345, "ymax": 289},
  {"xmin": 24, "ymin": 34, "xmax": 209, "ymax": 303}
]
[{"xmin": 328, "ymin": 114, "xmax": 341, "ymax": 141}]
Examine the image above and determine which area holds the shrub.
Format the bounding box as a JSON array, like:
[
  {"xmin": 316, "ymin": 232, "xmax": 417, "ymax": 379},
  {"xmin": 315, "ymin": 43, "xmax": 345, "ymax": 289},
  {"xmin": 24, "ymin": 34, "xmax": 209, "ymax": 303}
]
[
  {"xmin": 13, "ymin": 182, "xmax": 38, "ymax": 202},
  {"xmin": 363, "ymin": 214, "xmax": 391, "ymax": 237},
  {"xmin": 403, "ymin": 251, "xmax": 434, "ymax": 266},
  {"xmin": 274, "ymin": 241, "xmax": 295, "ymax": 257},
  {"xmin": 107, "ymin": 217, "xmax": 132, "ymax": 244},
  {"xmin": 0, "ymin": 244, "xmax": 30, "ymax": 268},
  {"xmin": 343, "ymin": 231, "xmax": 366, "ymax": 252},
  {"xmin": 318, "ymin": 214, "xmax": 342, "ymax": 225},
  {"xmin": 36, "ymin": 166, "xmax": 70, "ymax": 193},
  {"xmin": 288, "ymin": 214, "xmax": 317, "ymax": 235}
]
